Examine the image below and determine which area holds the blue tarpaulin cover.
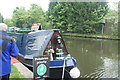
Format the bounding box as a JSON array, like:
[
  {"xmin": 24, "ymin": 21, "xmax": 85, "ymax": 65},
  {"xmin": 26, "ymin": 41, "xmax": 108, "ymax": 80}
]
[{"xmin": 8, "ymin": 30, "xmax": 55, "ymax": 59}]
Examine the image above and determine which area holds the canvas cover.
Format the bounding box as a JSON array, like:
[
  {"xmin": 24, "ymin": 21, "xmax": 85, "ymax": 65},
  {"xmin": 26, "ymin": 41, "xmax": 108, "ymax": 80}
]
[{"xmin": 8, "ymin": 30, "xmax": 55, "ymax": 59}]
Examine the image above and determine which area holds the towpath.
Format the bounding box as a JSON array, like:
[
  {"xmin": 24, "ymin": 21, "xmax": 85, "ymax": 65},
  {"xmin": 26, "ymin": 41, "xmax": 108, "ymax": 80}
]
[{"xmin": 11, "ymin": 57, "xmax": 33, "ymax": 79}]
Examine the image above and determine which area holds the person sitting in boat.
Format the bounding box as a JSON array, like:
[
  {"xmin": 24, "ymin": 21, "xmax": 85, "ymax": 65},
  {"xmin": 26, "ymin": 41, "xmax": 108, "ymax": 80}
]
[
  {"xmin": 54, "ymin": 36, "xmax": 69, "ymax": 59},
  {"xmin": 54, "ymin": 36, "xmax": 63, "ymax": 49}
]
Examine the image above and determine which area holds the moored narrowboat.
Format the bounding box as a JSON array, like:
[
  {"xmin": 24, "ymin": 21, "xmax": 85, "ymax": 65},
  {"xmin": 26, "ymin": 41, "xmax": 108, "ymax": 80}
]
[{"xmin": 8, "ymin": 29, "xmax": 80, "ymax": 79}]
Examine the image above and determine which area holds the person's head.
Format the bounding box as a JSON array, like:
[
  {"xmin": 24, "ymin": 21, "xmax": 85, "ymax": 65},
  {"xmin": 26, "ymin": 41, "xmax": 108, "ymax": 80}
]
[{"xmin": 0, "ymin": 23, "xmax": 8, "ymax": 32}]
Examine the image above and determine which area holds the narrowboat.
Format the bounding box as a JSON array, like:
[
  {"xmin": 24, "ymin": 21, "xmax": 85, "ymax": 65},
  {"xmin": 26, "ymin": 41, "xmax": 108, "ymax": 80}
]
[{"xmin": 8, "ymin": 29, "xmax": 80, "ymax": 79}]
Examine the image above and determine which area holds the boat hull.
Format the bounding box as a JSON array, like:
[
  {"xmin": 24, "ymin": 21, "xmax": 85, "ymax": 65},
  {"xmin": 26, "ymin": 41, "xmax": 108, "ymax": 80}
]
[
  {"xmin": 17, "ymin": 55, "xmax": 76, "ymax": 79},
  {"xmin": 46, "ymin": 66, "xmax": 74, "ymax": 80}
]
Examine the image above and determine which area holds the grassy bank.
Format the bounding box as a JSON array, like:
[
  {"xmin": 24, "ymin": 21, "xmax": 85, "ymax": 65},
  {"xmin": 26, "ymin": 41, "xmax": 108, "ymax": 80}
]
[
  {"xmin": 62, "ymin": 33, "xmax": 120, "ymax": 40},
  {"xmin": 10, "ymin": 64, "xmax": 26, "ymax": 80}
]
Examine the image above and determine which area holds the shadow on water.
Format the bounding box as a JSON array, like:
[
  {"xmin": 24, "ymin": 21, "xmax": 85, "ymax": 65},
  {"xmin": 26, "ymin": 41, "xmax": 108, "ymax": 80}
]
[{"xmin": 63, "ymin": 36, "xmax": 119, "ymax": 79}]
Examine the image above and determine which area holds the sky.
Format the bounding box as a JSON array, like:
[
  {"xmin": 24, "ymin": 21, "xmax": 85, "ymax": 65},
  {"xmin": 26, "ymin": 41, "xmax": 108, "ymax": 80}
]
[
  {"xmin": 0, "ymin": 0, "xmax": 119, "ymax": 19},
  {"xmin": 0, "ymin": 0, "xmax": 50, "ymax": 19}
]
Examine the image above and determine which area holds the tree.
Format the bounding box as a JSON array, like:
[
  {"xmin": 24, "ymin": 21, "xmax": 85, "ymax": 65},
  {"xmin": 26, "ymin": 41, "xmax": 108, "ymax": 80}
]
[
  {"xmin": 12, "ymin": 7, "xmax": 27, "ymax": 28},
  {"xmin": 105, "ymin": 8, "xmax": 118, "ymax": 36},
  {"xmin": 26, "ymin": 4, "xmax": 48, "ymax": 28},
  {"xmin": 0, "ymin": 13, "xmax": 3, "ymax": 23},
  {"xmin": 48, "ymin": 2, "xmax": 108, "ymax": 33},
  {"xmin": 4, "ymin": 18, "xmax": 14, "ymax": 27},
  {"xmin": 12, "ymin": 4, "xmax": 51, "ymax": 29}
]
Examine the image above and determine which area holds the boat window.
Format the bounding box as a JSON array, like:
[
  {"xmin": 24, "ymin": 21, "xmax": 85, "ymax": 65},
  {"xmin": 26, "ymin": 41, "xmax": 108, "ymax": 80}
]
[
  {"xmin": 43, "ymin": 41, "xmax": 52, "ymax": 55},
  {"xmin": 46, "ymin": 41, "xmax": 52, "ymax": 49}
]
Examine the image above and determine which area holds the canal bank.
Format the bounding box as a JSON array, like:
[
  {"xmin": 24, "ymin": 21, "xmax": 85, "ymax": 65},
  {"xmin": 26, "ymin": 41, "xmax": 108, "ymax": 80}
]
[
  {"xmin": 62, "ymin": 33, "xmax": 120, "ymax": 40},
  {"xmin": 11, "ymin": 57, "xmax": 33, "ymax": 79}
]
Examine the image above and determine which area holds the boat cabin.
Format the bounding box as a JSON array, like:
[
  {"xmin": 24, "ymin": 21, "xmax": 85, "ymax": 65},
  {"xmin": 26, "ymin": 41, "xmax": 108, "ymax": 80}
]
[{"xmin": 8, "ymin": 29, "xmax": 69, "ymax": 60}]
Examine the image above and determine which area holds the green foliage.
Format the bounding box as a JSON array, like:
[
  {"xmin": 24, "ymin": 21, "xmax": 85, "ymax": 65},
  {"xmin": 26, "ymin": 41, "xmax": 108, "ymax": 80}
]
[
  {"xmin": 12, "ymin": 7, "xmax": 27, "ymax": 28},
  {"xmin": 4, "ymin": 18, "xmax": 14, "ymax": 27},
  {"xmin": 27, "ymin": 4, "xmax": 46, "ymax": 27},
  {"xmin": 11, "ymin": 4, "xmax": 52, "ymax": 29},
  {"xmin": 105, "ymin": 9, "xmax": 118, "ymax": 36},
  {"xmin": 48, "ymin": 2, "xmax": 108, "ymax": 34}
]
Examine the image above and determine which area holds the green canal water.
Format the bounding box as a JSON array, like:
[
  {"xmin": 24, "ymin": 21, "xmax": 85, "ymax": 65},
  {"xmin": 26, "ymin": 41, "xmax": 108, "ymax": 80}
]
[{"xmin": 63, "ymin": 36, "xmax": 119, "ymax": 78}]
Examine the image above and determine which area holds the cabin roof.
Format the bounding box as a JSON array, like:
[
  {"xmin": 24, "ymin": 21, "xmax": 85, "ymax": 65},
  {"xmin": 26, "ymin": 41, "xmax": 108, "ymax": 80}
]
[
  {"xmin": 17, "ymin": 29, "xmax": 59, "ymax": 59},
  {"xmin": 25, "ymin": 30, "xmax": 53, "ymax": 58}
]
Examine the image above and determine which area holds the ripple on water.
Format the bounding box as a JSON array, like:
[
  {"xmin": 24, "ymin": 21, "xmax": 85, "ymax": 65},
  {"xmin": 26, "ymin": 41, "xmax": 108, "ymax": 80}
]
[{"xmin": 82, "ymin": 57, "xmax": 118, "ymax": 79}]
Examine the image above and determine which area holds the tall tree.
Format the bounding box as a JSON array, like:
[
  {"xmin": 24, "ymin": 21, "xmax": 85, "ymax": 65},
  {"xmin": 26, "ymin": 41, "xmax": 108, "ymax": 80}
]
[
  {"xmin": 0, "ymin": 13, "xmax": 3, "ymax": 23},
  {"xmin": 12, "ymin": 7, "xmax": 27, "ymax": 28},
  {"xmin": 27, "ymin": 4, "xmax": 47, "ymax": 28},
  {"xmin": 48, "ymin": 2, "xmax": 108, "ymax": 33},
  {"xmin": 12, "ymin": 4, "xmax": 51, "ymax": 29}
]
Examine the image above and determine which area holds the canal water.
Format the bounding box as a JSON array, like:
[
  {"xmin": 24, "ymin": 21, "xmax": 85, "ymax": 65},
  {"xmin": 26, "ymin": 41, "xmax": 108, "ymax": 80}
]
[{"xmin": 63, "ymin": 36, "xmax": 119, "ymax": 79}]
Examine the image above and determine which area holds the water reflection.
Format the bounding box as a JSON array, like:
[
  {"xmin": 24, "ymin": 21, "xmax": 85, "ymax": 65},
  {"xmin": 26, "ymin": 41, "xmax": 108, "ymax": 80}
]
[
  {"xmin": 100, "ymin": 57, "xmax": 118, "ymax": 78},
  {"xmin": 63, "ymin": 36, "xmax": 118, "ymax": 78}
]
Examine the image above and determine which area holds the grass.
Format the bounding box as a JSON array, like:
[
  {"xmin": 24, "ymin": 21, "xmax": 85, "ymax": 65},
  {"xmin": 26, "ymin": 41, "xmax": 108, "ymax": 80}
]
[
  {"xmin": 62, "ymin": 33, "xmax": 119, "ymax": 39},
  {"xmin": 10, "ymin": 64, "xmax": 27, "ymax": 80}
]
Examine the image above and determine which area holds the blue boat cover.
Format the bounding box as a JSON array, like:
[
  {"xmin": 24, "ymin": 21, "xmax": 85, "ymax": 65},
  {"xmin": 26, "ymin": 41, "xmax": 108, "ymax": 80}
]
[{"xmin": 8, "ymin": 30, "xmax": 55, "ymax": 59}]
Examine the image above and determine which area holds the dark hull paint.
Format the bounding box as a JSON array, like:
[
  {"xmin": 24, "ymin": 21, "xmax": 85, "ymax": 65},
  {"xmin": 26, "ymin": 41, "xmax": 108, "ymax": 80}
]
[{"xmin": 17, "ymin": 55, "xmax": 74, "ymax": 79}]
